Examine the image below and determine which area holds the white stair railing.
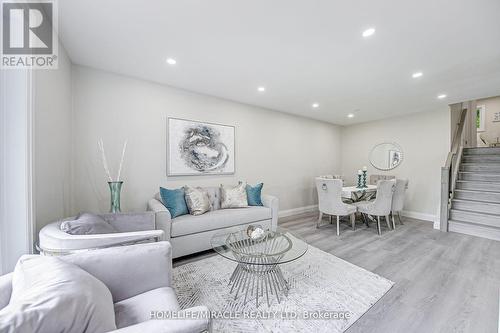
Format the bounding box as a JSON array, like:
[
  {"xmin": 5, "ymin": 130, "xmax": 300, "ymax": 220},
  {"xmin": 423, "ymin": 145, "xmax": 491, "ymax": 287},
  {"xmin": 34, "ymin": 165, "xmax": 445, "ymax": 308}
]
[{"xmin": 440, "ymin": 107, "xmax": 468, "ymax": 231}]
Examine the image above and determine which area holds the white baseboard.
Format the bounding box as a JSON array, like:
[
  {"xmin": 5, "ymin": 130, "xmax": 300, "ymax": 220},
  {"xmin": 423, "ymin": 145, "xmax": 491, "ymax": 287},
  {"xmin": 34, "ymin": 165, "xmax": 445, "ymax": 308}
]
[
  {"xmin": 278, "ymin": 207, "xmax": 439, "ymax": 227},
  {"xmin": 279, "ymin": 205, "xmax": 318, "ymax": 218},
  {"xmin": 401, "ymin": 210, "xmax": 436, "ymax": 223}
]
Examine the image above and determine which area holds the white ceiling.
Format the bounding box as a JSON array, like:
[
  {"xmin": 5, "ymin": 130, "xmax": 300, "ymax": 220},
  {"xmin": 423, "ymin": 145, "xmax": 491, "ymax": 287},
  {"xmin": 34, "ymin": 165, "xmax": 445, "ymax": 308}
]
[{"xmin": 58, "ymin": 0, "xmax": 500, "ymax": 125}]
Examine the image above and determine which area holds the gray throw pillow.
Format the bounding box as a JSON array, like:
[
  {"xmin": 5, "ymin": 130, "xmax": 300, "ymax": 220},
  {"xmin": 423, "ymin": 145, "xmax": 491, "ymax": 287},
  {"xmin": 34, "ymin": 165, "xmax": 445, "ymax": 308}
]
[
  {"xmin": 221, "ymin": 182, "xmax": 249, "ymax": 209},
  {"xmin": 184, "ymin": 187, "xmax": 211, "ymax": 216},
  {"xmin": 0, "ymin": 256, "xmax": 116, "ymax": 333},
  {"xmin": 60, "ymin": 213, "xmax": 118, "ymax": 235}
]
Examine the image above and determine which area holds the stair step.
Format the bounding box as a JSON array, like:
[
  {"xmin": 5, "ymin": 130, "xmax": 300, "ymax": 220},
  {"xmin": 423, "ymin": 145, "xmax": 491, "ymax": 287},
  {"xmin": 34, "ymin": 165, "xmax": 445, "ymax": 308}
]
[
  {"xmin": 460, "ymin": 163, "xmax": 500, "ymax": 172},
  {"xmin": 462, "ymin": 154, "xmax": 500, "ymax": 163},
  {"xmin": 449, "ymin": 220, "xmax": 500, "ymax": 242},
  {"xmin": 451, "ymin": 199, "xmax": 500, "ymax": 215},
  {"xmin": 454, "ymin": 189, "xmax": 500, "ymax": 203},
  {"xmin": 463, "ymin": 147, "xmax": 500, "ymax": 155},
  {"xmin": 459, "ymin": 172, "xmax": 500, "ymax": 182},
  {"xmin": 449, "ymin": 209, "xmax": 500, "ymax": 228},
  {"xmin": 456, "ymin": 180, "xmax": 500, "ymax": 192}
]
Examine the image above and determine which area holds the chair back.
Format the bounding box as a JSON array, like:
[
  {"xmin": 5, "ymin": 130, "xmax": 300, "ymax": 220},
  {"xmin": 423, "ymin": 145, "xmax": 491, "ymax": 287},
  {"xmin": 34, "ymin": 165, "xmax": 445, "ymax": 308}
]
[
  {"xmin": 318, "ymin": 175, "xmax": 344, "ymax": 186},
  {"xmin": 369, "ymin": 174, "xmax": 395, "ymax": 185},
  {"xmin": 62, "ymin": 242, "xmax": 172, "ymax": 303},
  {"xmin": 332, "ymin": 175, "xmax": 344, "ymax": 186},
  {"xmin": 315, "ymin": 178, "xmax": 344, "ymax": 215},
  {"xmin": 391, "ymin": 179, "xmax": 408, "ymax": 212},
  {"xmin": 371, "ymin": 179, "xmax": 396, "ymax": 216}
]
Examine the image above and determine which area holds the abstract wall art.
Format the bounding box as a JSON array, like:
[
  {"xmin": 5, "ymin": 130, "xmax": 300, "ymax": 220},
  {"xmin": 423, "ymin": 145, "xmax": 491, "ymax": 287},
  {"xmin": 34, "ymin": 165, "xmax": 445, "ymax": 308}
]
[{"xmin": 167, "ymin": 118, "xmax": 235, "ymax": 176}]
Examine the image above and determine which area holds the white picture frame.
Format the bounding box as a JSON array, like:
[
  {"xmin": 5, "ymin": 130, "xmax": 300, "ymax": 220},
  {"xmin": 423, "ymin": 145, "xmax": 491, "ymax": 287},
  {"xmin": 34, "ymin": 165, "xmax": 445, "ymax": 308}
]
[
  {"xmin": 493, "ymin": 112, "xmax": 500, "ymax": 122},
  {"xmin": 167, "ymin": 118, "xmax": 235, "ymax": 176},
  {"xmin": 477, "ymin": 105, "xmax": 486, "ymax": 132},
  {"xmin": 388, "ymin": 150, "xmax": 402, "ymax": 169}
]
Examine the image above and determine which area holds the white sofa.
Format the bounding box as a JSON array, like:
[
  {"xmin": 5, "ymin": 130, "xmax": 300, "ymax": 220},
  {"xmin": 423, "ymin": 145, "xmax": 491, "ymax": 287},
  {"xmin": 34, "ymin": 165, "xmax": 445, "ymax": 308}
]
[
  {"xmin": 148, "ymin": 187, "xmax": 279, "ymax": 258},
  {"xmin": 0, "ymin": 242, "xmax": 210, "ymax": 332}
]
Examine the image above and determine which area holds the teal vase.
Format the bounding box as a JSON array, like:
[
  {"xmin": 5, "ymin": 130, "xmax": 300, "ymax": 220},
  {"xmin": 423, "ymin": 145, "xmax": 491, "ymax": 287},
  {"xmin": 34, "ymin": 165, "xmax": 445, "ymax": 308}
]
[{"xmin": 108, "ymin": 181, "xmax": 123, "ymax": 213}]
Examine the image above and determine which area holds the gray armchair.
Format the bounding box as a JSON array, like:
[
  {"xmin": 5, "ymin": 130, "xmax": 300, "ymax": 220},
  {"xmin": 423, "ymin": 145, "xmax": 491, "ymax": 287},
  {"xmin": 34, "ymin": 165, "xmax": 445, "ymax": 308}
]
[
  {"xmin": 0, "ymin": 242, "xmax": 211, "ymax": 333},
  {"xmin": 38, "ymin": 212, "xmax": 164, "ymax": 255}
]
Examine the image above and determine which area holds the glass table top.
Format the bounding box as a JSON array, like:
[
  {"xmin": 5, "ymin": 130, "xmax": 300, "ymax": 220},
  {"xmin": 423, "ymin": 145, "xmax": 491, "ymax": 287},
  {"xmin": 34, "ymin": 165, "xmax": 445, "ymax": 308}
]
[{"xmin": 211, "ymin": 226, "xmax": 308, "ymax": 265}]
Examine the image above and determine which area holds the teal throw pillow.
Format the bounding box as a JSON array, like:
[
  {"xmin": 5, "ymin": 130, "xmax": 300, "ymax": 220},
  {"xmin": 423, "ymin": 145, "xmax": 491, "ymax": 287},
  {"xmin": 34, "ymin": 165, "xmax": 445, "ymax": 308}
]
[
  {"xmin": 159, "ymin": 187, "xmax": 189, "ymax": 218},
  {"xmin": 246, "ymin": 183, "xmax": 264, "ymax": 206}
]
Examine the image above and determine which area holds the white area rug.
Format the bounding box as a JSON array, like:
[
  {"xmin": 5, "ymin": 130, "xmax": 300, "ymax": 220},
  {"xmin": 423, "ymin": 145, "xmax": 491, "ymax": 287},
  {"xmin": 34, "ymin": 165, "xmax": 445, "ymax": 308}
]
[{"xmin": 173, "ymin": 246, "xmax": 393, "ymax": 333}]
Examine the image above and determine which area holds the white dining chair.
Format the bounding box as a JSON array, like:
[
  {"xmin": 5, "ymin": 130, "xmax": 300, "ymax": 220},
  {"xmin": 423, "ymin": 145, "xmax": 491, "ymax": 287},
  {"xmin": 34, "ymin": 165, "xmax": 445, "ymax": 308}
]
[
  {"xmin": 391, "ymin": 179, "xmax": 408, "ymax": 229},
  {"xmin": 369, "ymin": 174, "xmax": 395, "ymax": 185},
  {"xmin": 315, "ymin": 178, "xmax": 357, "ymax": 236},
  {"xmin": 354, "ymin": 179, "xmax": 396, "ymax": 235}
]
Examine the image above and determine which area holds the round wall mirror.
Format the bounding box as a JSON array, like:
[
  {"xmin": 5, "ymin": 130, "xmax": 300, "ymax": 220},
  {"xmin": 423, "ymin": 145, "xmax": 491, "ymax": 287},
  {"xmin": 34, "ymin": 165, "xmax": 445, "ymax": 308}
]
[{"xmin": 369, "ymin": 143, "xmax": 403, "ymax": 170}]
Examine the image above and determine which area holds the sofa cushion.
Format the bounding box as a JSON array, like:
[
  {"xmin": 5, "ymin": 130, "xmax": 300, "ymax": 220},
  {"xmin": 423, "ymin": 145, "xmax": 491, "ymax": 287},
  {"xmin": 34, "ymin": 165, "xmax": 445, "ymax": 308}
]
[
  {"xmin": 60, "ymin": 212, "xmax": 118, "ymax": 235},
  {"xmin": 114, "ymin": 287, "xmax": 179, "ymax": 329},
  {"xmin": 184, "ymin": 186, "xmax": 211, "ymax": 216},
  {"xmin": 159, "ymin": 187, "xmax": 189, "ymax": 218},
  {"xmin": 220, "ymin": 182, "xmax": 248, "ymax": 209},
  {"xmin": 171, "ymin": 206, "xmax": 271, "ymax": 237},
  {"xmin": 204, "ymin": 187, "xmax": 221, "ymax": 210},
  {"xmin": 246, "ymin": 183, "xmax": 264, "ymax": 206},
  {"xmin": 0, "ymin": 256, "xmax": 116, "ymax": 333}
]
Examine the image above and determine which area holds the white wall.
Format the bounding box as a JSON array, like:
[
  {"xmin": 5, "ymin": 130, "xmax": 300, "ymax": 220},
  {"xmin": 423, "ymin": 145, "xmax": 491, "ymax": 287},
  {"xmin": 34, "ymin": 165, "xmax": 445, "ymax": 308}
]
[
  {"xmin": 341, "ymin": 109, "xmax": 450, "ymax": 225},
  {"xmin": 71, "ymin": 66, "xmax": 342, "ymax": 215},
  {"xmin": 33, "ymin": 44, "xmax": 73, "ymax": 234},
  {"xmin": 33, "ymin": 62, "xmax": 452, "ymax": 229},
  {"xmin": 0, "ymin": 69, "xmax": 33, "ymax": 273}
]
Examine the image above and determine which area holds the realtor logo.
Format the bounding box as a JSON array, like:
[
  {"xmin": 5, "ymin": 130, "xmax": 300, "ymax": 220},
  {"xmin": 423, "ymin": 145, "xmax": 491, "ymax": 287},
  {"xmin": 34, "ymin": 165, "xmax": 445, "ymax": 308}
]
[{"xmin": 1, "ymin": 0, "xmax": 58, "ymax": 69}]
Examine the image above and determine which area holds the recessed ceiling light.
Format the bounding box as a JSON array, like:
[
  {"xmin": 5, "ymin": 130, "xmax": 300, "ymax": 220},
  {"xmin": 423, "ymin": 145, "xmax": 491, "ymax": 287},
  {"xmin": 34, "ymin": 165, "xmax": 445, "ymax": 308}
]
[
  {"xmin": 166, "ymin": 58, "xmax": 177, "ymax": 65},
  {"xmin": 412, "ymin": 72, "xmax": 423, "ymax": 78},
  {"xmin": 347, "ymin": 113, "xmax": 355, "ymax": 118},
  {"xmin": 437, "ymin": 94, "xmax": 447, "ymax": 99},
  {"xmin": 312, "ymin": 103, "xmax": 319, "ymax": 108},
  {"xmin": 257, "ymin": 86, "xmax": 266, "ymax": 92},
  {"xmin": 362, "ymin": 28, "xmax": 376, "ymax": 37}
]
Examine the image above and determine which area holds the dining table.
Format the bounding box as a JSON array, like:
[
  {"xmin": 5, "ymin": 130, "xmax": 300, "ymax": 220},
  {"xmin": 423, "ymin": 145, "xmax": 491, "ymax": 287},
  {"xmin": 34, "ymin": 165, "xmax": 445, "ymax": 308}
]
[
  {"xmin": 341, "ymin": 184, "xmax": 378, "ymax": 227},
  {"xmin": 341, "ymin": 184, "xmax": 377, "ymax": 202}
]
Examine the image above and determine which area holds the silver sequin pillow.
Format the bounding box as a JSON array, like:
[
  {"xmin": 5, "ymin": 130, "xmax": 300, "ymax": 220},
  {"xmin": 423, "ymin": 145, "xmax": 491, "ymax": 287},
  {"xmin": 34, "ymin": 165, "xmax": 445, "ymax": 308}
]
[
  {"xmin": 184, "ymin": 186, "xmax": 211, "ymax": 216},
  {"xmin": 220, "ymin": 182, "xmax": 248, "ymax": 209}
]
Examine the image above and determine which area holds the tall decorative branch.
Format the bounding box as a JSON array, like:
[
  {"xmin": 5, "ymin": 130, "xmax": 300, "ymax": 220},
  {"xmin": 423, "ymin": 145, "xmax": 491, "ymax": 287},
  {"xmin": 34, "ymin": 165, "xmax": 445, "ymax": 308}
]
[
  {"xmin": 98, "ymin": 139, "xmax": 113, "ymax": 182},
  {"xmin": 116, "ymin": 140, "xmax": 127, "ymax": 181}
]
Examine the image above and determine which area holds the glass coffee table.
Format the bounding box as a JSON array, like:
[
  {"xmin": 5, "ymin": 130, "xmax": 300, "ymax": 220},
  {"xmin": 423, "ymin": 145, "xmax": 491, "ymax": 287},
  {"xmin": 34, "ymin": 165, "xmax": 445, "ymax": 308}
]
[{"xmin": 211, "ymin": 226, "xmax": 308, "ymax": 307}]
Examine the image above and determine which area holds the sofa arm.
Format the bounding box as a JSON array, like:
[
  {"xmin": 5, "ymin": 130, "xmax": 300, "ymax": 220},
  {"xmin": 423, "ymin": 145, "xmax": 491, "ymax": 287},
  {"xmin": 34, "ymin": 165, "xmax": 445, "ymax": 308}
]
[
  {"xmin": 261, "ymin": 194, "xmax": 279, "ymax": 231},
  {"xmin": 148, "ymin": 198, "xmax": 172, "ymax": 241},
  {"xmin": 62, "ymin": 242, "xmax": 173, "ymax": 303},
  {"xmin": 39, "ymin": 222, "xmax": 164, "ymax": 253},
  {"xmin": 110, "ymin": 306, "xmax": 211, "ymax": 333}
]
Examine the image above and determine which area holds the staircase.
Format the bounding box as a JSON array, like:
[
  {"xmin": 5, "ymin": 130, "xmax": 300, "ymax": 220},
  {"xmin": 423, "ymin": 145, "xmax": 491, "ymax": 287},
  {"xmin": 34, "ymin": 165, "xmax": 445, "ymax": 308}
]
[{"xmin": 448, "ymin": 147, "xmax": 500, "ymax": 241}]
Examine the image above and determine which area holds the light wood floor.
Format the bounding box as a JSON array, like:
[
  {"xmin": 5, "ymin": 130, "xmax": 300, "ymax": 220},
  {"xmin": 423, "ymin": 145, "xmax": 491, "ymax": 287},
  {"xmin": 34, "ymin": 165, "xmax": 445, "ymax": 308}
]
[{"xmin": 175, "ymin": 213, "xmax": 500, "ymax": 333}]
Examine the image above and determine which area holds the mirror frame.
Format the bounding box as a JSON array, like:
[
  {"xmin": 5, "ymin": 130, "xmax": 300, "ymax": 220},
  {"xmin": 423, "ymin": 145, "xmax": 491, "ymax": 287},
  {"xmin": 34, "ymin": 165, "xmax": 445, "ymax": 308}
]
[{"xmin": 369, "ymin": 142, "xmax": 404, "ymax": 171}]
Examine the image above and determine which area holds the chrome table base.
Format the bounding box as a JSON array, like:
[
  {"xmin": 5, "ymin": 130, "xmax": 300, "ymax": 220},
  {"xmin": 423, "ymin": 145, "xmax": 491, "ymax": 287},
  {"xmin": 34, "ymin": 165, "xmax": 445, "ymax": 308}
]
[{"xmin": 228, "ymin": 261, "xmax": 289, "ymax": 308}]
